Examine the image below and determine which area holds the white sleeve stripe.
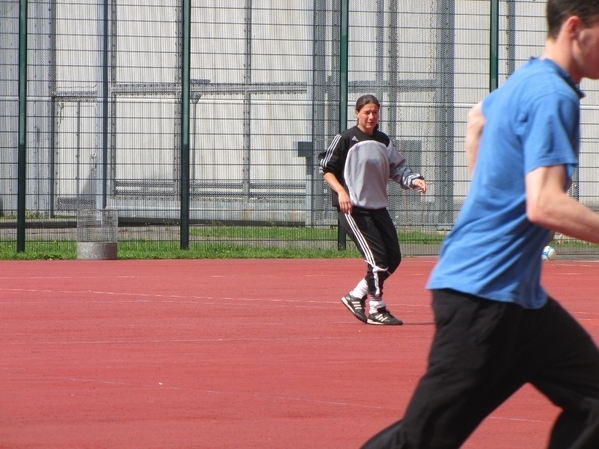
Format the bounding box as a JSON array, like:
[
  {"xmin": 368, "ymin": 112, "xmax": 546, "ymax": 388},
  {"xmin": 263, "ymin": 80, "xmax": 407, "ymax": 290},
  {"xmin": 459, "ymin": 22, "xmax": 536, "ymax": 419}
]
[{"xmin": 320, "ymin": 134, "xmax": 341, "ymax": 168}]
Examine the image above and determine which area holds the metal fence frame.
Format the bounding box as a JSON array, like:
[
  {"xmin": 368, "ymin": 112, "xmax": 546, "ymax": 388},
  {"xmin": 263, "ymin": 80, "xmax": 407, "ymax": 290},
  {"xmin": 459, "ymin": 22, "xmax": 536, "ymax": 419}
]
[{"xmin": 2, "ymin": 1, "xmax": 599, "ymax": 256}]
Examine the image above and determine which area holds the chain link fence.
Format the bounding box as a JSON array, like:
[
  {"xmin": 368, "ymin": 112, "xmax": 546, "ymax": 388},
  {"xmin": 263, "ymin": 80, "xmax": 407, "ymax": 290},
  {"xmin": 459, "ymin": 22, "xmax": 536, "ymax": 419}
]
[{"xmin": 2, "ymin": 1, "xmax": 599, "ymax": 256}]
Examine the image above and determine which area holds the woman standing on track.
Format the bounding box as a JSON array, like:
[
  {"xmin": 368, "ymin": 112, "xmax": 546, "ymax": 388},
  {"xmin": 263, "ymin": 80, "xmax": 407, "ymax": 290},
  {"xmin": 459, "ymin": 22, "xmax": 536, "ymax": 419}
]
[{"xmin": 319, "ymin": 94, "xmax": 427, "ymax": 325}]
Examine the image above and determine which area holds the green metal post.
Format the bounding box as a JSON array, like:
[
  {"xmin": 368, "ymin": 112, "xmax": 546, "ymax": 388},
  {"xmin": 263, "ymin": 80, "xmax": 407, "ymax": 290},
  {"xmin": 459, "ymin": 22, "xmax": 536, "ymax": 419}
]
[
  {"xmin": 339, "ymin": 0, "xmax": 349, "ymax": 128},
  {"xmin": 180, "ymin": 0, "xmax": 191, "ymax": 250},
  {"xmin": 338, "ymin": 0, "xmax": 349, "ymax": 250},
  {"xmin": 490, "ymin": 0, "xmax": 499, "ymax": 91},
  {"xmin": 17, "ymin": 0, "xmax": 28, "ymax": 252},
  {"xmin": 101, "ymin": 0, "xmax": 109, "ymax": 208}
]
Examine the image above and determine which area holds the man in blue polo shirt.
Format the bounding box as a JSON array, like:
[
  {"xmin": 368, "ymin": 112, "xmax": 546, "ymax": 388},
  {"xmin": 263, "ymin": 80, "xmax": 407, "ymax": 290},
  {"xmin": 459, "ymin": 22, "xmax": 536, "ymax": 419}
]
[{"xmin": 362, "ymin": 0, "xmax": 599, "ymax": 447}]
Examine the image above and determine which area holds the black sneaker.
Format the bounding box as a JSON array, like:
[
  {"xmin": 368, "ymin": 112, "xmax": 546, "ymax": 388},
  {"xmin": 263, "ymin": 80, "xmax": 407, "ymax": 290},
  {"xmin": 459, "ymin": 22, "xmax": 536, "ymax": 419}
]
[
  {"xmin": 341, "ymin": 294, "xmax": 367, "ymax": 323},
  {"xmin": 367, "ymin": 307, "xmax": 403, "ymax": 325}
]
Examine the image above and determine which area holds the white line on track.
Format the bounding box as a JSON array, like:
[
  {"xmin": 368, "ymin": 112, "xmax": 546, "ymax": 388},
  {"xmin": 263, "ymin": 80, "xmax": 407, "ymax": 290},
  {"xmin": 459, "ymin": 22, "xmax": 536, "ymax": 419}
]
[
  {"xmin": 29, "ymin": 375, "xmax": 552, "ymax": 423},
  {"xmin": 0, "ymin": 287, "xmax": 433, "ymax": 309}
]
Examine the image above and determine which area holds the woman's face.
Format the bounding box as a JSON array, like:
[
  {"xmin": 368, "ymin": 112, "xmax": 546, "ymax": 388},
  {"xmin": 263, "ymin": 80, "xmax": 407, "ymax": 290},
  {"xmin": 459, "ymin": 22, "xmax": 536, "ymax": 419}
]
[{"xmin": 356, "ymin": 103, "xmax": 379, "ymax": 135}]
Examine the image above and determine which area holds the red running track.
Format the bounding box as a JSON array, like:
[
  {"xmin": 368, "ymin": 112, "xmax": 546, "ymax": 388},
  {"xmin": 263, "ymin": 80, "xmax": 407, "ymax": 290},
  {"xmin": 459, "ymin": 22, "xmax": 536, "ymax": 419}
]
[{"xmin": 1, "ymin": 258, "xmax": 598, "ymax": 448}]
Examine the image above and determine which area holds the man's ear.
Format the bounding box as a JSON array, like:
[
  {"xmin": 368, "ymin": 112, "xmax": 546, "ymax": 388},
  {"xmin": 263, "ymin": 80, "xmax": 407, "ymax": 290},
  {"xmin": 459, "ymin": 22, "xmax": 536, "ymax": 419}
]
[{"xmin": 563, "ymin": 15, "xmax": 584, "ymax": 40}]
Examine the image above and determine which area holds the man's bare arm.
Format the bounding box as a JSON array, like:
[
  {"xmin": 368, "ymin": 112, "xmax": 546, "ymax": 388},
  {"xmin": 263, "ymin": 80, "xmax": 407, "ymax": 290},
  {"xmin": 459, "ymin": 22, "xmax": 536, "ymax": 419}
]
[
  {"xmin": 465, "ymin": 102, "xmax": 485, "ymax": 176},
  {"xmin": 526, "ymin": 165, "xmax": 599, "ymax": 244}
]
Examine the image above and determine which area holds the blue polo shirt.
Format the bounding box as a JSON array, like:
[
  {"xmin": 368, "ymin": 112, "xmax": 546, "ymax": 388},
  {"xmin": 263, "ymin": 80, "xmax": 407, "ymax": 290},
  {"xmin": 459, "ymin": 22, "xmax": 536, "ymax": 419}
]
[{"xmin": 427, "ymin": 58, "xmax": 582, "ymax": 309}]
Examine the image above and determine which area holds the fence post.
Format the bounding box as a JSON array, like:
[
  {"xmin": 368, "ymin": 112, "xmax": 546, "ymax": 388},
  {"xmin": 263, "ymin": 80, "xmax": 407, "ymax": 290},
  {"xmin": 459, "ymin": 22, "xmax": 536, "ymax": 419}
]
[
  {"xmin": 17, "ymin": 0, "xmax": 28, "ymax": 253},
  {"xmin": 490, "ymin": 0, "xmax": 499, "ymax": 91},
  {"xmin": 337, "ymin": 0, "xmax": 349, "ymax": 251},
  {"xmin": 180, "ymin": 0, "xmax": 191, "ymax": 250}
]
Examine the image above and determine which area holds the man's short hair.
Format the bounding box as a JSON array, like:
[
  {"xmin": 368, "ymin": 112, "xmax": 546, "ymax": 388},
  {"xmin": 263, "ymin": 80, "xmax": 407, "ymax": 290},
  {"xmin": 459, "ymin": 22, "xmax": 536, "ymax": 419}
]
[{"xmin": 547, "ymin": 0, "xmax": 599, "ymax": 38}]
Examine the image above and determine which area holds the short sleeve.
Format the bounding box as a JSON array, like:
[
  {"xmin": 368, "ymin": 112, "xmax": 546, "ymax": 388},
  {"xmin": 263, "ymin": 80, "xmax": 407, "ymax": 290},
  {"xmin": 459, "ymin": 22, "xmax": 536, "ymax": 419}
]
[{"xmin": 521, "ymin": 93, "xmax": 579, "ymax": 175}]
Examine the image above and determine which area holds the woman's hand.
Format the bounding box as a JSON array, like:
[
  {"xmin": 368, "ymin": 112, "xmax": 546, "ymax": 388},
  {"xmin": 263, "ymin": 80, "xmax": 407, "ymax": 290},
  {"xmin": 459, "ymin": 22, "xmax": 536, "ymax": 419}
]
[
  {"xmin": 323, "ymin": 172, "xmax": 353, "ymax": 214},
  {"xmin": 413, "ymin": 178, "xmax": 427, "ymax": 194},
  {"xmin": 338, "ymin": 190, "xmax": 352, "ymax": 214}
]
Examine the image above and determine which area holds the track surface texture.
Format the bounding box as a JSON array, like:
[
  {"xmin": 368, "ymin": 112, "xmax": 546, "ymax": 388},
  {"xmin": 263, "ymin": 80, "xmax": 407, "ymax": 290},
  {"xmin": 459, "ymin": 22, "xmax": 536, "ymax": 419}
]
[{"xmin": 1, "ymin": 258, "xmax": 598, "ymax": 448}]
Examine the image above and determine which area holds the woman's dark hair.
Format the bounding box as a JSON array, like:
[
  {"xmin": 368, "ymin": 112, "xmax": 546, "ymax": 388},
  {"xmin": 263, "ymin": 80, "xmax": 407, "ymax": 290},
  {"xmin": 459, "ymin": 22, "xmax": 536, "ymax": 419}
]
[
  {"xmin": 547, "ymin": 0, "xmax": 599, "ymax": 39},
  {"xmin": 354, "ymin": 95, "xmax": 380, "ymax": 127},
  {"xmin": 355, "ymin": 94, "xmax": 380, "ymax": 113}
]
